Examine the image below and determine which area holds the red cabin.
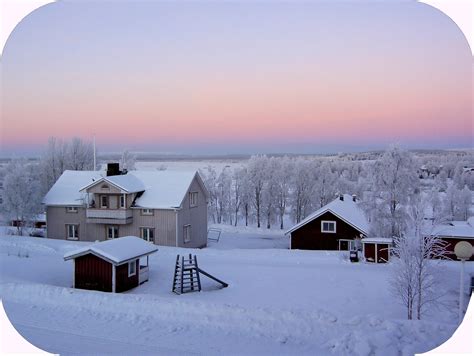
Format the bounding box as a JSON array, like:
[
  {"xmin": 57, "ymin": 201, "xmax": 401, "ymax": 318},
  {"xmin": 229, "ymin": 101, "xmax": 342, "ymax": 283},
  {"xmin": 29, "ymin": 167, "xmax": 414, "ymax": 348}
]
[
  {"xmin": 286, "ymin": 194, "xmax": 369, "ymax": 251},
  {"xmin": 64, "ymin": 236, "xmax": 158, "ymax": 293}
]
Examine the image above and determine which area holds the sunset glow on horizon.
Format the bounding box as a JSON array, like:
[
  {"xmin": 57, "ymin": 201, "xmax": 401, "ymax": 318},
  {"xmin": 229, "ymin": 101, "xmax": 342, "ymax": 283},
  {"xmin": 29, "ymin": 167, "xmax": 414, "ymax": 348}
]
[{"xmin": 1, "ymin": 1, "xmax": 472, "ymax": 156}]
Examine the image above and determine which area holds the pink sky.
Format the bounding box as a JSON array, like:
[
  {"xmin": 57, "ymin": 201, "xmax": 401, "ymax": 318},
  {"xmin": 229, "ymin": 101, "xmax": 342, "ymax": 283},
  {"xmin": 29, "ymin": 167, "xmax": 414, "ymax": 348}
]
[{"xmin": 1, "ymin": 1, "xmax": 472, "ymax": 155}]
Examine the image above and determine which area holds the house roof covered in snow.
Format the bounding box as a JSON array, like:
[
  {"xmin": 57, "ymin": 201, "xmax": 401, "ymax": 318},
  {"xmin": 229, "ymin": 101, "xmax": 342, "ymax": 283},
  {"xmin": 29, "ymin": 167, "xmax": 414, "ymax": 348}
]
[
  {"xmin": 43, "ymin": 169, "xmax": 207, "ymax": 209},
  {"xmin": 285, "ymin": 194, "xmax": 370, "ymax": 235},
  {"xmin": 42, "ymin": 170, "xmax": 103, "ymax": 206},
  {"xmin": 63, "ymin": 236, "xmax": 158, "ymax": 265},
  {"xmin": 80, "ymin": 174, "xmax": 145, "ymax": 194},
  {"xmin": 431, "ymin": 219, "xmax": 474, "ymax": 239}
]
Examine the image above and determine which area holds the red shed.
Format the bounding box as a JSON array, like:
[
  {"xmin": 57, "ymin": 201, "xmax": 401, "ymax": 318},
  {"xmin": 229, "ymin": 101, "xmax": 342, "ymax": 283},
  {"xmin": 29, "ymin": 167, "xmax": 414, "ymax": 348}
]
[
  {"xmin": 64, "ymin": 236, "xmax": 158, "ymax": 293},
  {"xmin": 362, "ymin": 238, "xmax": 392, "ymax": 263},
  {"xmin": 431, "ymin": 219, "xmax": 474, "ymax": 261}
]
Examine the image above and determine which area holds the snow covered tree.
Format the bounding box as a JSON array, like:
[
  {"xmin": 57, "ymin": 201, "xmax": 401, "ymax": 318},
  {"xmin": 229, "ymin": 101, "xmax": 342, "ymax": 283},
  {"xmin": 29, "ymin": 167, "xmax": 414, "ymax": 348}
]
[
  {"xmin": 68, "ymin": 137, "xmax": 95, "ymax": 171},
  {"xmin": 262, "ymin": 157, "xmax": 279, "ymax": 229},
  {"xmin": 444, "ymin": 184, "xmax": 472, "ymax": 221},
  {"xmin": 372, "ymin": 145, "xmax": 419, "ymax": 237},
  {"xmin": 392, "ymin": 193, "xmax": 448, "ymax": 320},
  {"xmin": 273, "ymin": 157, "xmax": 293, "ymax": 229},
  {"xmin": 39, "ymin": 136, "xmax": 95, "ymax": 195},
  {"xmin": 313, "ymin": 161, "xmax": 337, "ymax": 209},
  {"xmin": 0, "ymin": 159, "xmax": 43, "ymax": 235},
  {"xmin": 247, "ymin": 155, "xmax": 268, "ymax": 228},
  {"xmin": 230, "ymin": 166, "xmax": 246, "ymax": 226},
  {"xmin": 290, "ymin": 158, "xmax": 314, "ymax": 223},
  {"xmin": 215, "ymin": 167, "xmax": 232, "ymax": 224},
  {"xmin": 120, "ymin": 150, "xmax": 137, "ymax": 171}
]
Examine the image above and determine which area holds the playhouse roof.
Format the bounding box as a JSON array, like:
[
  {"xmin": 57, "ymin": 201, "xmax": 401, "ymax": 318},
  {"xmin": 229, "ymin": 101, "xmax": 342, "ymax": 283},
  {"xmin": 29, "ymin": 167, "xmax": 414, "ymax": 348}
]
[
  {"xmin": 285, "ymin": 194, "xmax": 369, "ymax": 235},
  {"xmin": 63, "ymin": 236, "xmax": 158, "ymax": 265}
]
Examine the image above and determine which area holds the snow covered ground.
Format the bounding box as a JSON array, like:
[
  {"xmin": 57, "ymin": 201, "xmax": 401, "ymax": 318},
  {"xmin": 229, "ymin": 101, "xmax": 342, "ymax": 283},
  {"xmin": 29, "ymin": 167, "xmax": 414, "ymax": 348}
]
[{"xmin": 0, "ymin": 227, "xmax": 472, "ymax": 355}]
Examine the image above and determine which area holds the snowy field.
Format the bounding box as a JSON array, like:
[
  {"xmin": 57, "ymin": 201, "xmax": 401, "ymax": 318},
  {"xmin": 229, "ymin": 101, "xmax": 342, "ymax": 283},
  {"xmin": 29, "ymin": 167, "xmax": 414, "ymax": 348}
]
[{"xmin": 0, "ymin": 227, "xmax": 472, "ymax": 355}]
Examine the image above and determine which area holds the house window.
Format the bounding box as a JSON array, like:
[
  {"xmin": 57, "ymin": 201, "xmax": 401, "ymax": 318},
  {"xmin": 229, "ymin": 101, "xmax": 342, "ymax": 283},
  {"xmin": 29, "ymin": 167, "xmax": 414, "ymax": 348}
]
[
  {"xmin": 66, "ymin": 207, "xmax": 78, "ymax": 213},
  {"xmin": 66, "ymin": 224, "xmax": 79, "ymax": 240},
  {"xmin": 100, "ymin": 195, "xmax": 108, "ymax": 209},
  {"xmin": 141, "ymin": 208, "xmax": 153, "ymax": 215},
  {"xmin": 184, "ymin": 224, "xmax": 191, "ymax": 243},
  {"xmin": 321, "ymin": 221, "xmax": 336, "ymax": 233},
  {"xmin": 101, "ymin": 184, "xmax": 110, "ymax": 190},
  {"xmin": 120, "ymin": 195, "xmax": 126, "ymax": 208},
  {"xmin": 189, "ymin": 192, "xmax": 198, "ymax": 207},
  {"xmin": 107, "ymin": 225, "xmax": 119, "ymax": 239},
  {"xmin": 140, "ymin": 227, "xmax": 154, "ymax": 243},
  {"xmin": 128, "ymin": 260, "xmax": 136, "ymax": 277}
]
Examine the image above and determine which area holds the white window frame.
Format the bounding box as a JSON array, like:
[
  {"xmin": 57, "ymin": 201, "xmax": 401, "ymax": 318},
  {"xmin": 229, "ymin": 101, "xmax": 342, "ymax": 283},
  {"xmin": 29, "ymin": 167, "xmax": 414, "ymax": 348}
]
[
  {"xmin": 66, "ymin": 206, "xmax": 78, "ymax": 213},
  {"xmin": 141, "ymin": 208, "xmax": 153, "ymax": 215},
  {"xmin": 107, "ymin": 225, "xmax": 119, "ymax": 239},
  {"xmin": 184, "ymin": 224, "xmax": 191, "ymax": 243},
  {"xmin": 321, "ymin": 220, "xmax": 336, "ymax": 233},
  {"xmin": 66, "ymin": 224, "xmax": 79, "ymax": 240},
  {"xmin": 189, "ymin": 192, "xmax": 198, "ymax": 207},
  {"xmin": 141, "ymin": 227, "xmax": 154, "ymax": 243},
  {"xmin": 120, "ymin": 195, "xmax": 126, "ymax": 209},
  {"xmin": 128, "ymin": 260, "xmax": 136, "ymax": 277}
]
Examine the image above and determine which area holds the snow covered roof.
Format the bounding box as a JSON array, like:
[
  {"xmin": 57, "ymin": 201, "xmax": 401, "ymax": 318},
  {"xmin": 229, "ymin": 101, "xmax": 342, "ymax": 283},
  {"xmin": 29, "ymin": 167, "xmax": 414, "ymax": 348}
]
[
  {"xmin": 431, "ymin": 219, "xmax": 474, "ymax": 239},
  {"xmin": 80, "ymin": 174, "xmax": 145, "ymax": 194},
  {"xmin": 285, "ymin": 194, "xmax": 369, "ymax": 235},
  {"xmin": 63, "ymin": 236, "xmax": 158, "ymax": 265},
  {"xmin": 43, "ymin": 169, "xmax": 205, "ymax": 209},
  {"xmin": 362, "ymin": 238, "xmax": 393, "ymax": 245},
  {"xmin": 43, "ymin": 171, "xmax": 103, "ymax": 206},
  {"xmin": 129, "ymin": 170, "xmax": 199, "ymax": 209}
]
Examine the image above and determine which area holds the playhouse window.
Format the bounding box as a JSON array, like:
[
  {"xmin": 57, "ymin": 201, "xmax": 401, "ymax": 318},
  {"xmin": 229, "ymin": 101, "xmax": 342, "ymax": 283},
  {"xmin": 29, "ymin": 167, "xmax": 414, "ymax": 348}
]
[{"xmin": 128, "ymin": 261, "xmax": 136, "ymax": 277}]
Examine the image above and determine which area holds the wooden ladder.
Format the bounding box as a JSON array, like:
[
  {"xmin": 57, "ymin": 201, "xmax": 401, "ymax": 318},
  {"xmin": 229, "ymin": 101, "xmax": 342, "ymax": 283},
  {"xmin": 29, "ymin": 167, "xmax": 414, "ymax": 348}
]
[{"xmin": 172, "ymin": 254, "xmax": 201, "ymax": 295}]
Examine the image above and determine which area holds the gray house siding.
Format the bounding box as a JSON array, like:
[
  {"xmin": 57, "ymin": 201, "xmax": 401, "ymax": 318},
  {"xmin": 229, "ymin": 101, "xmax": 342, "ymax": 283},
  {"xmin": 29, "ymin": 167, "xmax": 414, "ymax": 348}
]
[
  {"xmin": 47, "ymin": 206, "xmax": 177, "ymax": 245},
  {"xmin": 176, "ymin": 177, "xmax": 208, "ymax": 248}
]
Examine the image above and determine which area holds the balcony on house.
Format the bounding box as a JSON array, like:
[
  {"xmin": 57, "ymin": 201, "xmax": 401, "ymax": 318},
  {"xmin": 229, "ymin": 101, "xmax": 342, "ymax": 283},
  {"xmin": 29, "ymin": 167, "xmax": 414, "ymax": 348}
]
[{"xmin": 86, "ymin": 208, "xmax": 133, "ymax": 224}]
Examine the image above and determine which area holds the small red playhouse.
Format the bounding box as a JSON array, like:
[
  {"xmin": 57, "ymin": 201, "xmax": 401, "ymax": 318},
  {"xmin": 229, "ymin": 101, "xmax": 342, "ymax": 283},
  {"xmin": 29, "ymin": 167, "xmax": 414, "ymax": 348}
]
[{"xmin": 64, "ymin": 236, "xmax": 158, "ymax": 293}]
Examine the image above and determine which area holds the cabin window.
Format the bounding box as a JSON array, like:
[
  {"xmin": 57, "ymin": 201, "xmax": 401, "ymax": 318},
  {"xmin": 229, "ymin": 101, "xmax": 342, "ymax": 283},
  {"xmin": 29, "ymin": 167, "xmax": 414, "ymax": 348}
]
[
  {"xmin": 66, "ymin": 206, "xmax": 78, "ymax": 213},
  {"xmin": 189, "ymin": 192, "xmax": 198, "ymax": 207},
  {"xmin": 107, "ymin": 225, "xmax": 119, "ymax": 239},
  {"xmin": 141, "ymin": 208, "xmax": 153, "ymax": 215},
  {"xmin": 184, "ymin": 224, "xmax": 191, "ymax": 243},
  {"xmin": 100, "ymin": 195, "xmax": 108, "ymax": 209},
  {"xmin": 128, "ymin": 260, "xmax": 136, "ymax": 277},
  {"xmin": 321, "ymin": 221, "xmax": 336, "ymax": 233},
  {"xmin": 120, "ymin": 195, "xmax": 126, "ymax": 208},
  {"xmin": 66, "ymin": 224, "xmax": 79, "ymax": 240},
  {"xmin": 140, "ymin": 227, "xmax": 154, "ymax": 243}
]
